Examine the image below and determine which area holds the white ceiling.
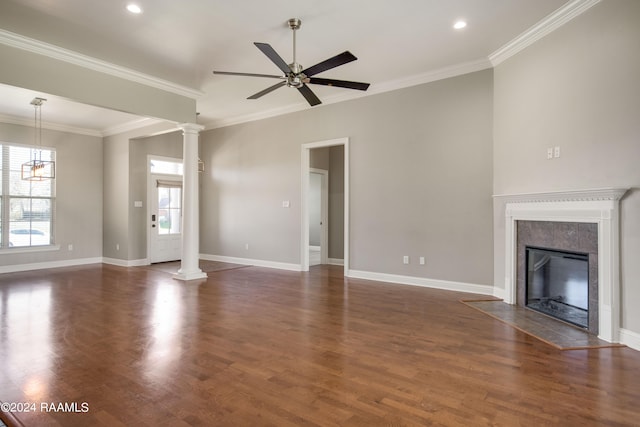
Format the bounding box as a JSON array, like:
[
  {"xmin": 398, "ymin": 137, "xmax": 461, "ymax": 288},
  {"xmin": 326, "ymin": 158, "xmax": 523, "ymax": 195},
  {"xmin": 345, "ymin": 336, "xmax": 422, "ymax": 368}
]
[{"xmin": 0, "ymin": 0, "xmax": 573, "ymax": 135}]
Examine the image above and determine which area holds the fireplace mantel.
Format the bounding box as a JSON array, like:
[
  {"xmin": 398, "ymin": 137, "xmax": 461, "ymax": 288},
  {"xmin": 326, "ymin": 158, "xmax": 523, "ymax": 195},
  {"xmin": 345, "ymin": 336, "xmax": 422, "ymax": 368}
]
[
  {"xmin": 495, "ymin": 188, "xmax": 628, "ymax": 204},
  {"xmin": 495, "ymin": 188, "xmax": 629, "ymax": 343}
]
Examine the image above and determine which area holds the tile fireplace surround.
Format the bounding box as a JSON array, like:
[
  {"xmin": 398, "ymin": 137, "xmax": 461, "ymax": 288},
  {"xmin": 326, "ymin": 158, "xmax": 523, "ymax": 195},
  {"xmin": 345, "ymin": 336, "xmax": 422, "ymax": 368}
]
[
  {"xmin": 499, "ymin": 188, "xmax": 628, "ymax": 343},
  {"xmin": 516, "ymin": 221, "xmax": 598, "ymax": 334}
]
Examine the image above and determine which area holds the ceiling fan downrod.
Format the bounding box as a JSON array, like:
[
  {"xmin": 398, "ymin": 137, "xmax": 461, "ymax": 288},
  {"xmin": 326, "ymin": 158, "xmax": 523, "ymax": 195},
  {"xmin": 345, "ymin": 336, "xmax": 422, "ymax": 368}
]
[
  {"xmin": 288, "ymin": 18, "xmax": 302, "ymax": 74},
  {"xmin": 286, "ymin": 18, "xmax": 304, "ymax": 88}
]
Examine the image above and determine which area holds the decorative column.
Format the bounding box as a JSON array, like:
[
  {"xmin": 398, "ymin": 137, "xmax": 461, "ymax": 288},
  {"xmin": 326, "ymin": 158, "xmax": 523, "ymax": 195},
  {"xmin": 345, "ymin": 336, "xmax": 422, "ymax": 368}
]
[{"xmin": 174, "ymin": 123, "xmax": 207, "ymax": 281}]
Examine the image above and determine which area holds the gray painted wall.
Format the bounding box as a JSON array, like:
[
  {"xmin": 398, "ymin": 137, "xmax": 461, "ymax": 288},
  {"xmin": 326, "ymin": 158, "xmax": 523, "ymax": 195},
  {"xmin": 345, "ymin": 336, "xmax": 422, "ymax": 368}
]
[
  {"xmin": 200, "ymin": 69, "xmax": 494, "ymax": 285},
  {"xmin": 129, "ymin": 131, "xmax": 183, "ymax": 260},
  {"xmin": 102, "ymin": 121, "xmax": 180, "ymax": 261},
  {"xmin": 103, "ymin": 130, "xmax": 130, "ymax": 260},
  {"xmin": 0, "ymin": 122, "xmax": 103, "ymax": 264},
  {"xmin": 493, "ymin": 1, "xmax": 640, "ymax": 331}
]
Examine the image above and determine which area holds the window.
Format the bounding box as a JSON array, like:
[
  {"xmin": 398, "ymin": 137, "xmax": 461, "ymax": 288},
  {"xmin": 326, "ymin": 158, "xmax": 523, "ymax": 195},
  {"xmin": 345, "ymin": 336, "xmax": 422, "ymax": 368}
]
[
  {"xmin": 0, "ymin": 144, "xmax": 55, "ymax": 249},
  {"xmin": 157, "ymin": 184, "xmax": 181, "ymax": 235},
  {"xmin": 150, "ymin": 159, "xmax": 183, "ymax": 175}
]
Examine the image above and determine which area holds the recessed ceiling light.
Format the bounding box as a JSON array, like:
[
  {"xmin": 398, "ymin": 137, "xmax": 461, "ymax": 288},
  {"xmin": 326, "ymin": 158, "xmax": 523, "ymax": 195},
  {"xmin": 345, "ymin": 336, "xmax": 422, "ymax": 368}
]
[
  {"xmin": 126, "ymin": 4, "xmax": 143, "ymax": 14},
  {"xmin": 453, "ymin": 20, "xmax": 467, "ymax": 30}
]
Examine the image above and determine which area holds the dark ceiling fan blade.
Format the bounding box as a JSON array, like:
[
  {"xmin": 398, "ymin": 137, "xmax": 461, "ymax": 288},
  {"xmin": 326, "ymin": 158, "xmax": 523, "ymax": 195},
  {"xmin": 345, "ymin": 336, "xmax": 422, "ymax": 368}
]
[
  {"xmin": 297, "ymin": 84, "xmax": 321, "ymax": 107},
  {"xmin": 308, "ymin": 77, "xmax": 370, "ymax": 91},
  {"xmin": 247, "ymin": 81, "xmax": 287, "ymax": 100},
  {"xmin": 213, "ymin": 71, "xmax": 284, "ymax": 79},
  {"xmin": 303, "ymin": 51, "xmax": 358, "ymax": 77},
  {"xmin": 254, "ymin": 42, "xmax": 292, "ymax": 75}
]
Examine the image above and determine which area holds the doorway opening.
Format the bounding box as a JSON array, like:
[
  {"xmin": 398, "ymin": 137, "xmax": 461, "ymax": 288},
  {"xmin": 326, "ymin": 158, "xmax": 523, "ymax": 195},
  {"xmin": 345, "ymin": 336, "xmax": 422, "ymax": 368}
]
[{"xmin": 301, "ymin": 138, "xmax": 349, "ymax": 274}]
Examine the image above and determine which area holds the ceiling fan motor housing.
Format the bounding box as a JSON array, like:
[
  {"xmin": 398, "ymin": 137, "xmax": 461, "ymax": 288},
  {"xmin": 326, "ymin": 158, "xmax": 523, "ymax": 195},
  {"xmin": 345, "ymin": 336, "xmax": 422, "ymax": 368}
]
[
  {"xmin": 287, "ymin": 74, "xmax": 305, "ymax": 88},
  {"xmin": 287, "ymin": 61, "xmax": 305, "ymax": 87}
]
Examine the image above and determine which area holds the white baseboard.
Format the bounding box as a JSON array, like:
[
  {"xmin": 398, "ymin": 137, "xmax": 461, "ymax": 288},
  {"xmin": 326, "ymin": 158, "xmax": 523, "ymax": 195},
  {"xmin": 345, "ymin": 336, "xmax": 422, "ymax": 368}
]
[
  {"xmin": 200, "ymin": 254, "xmax": 302, "ymax": 272},
  {"xmin": 328, "ymin": 258, "xmax": 344, "ymax": 266},
  {"xmin": 102, "ymin": 257, "xmax": 149, "ymax": 267},
  {"xmin": 346, "ymin": 269, "xmax": 495, "ymax": 296},
  {"xmin": 309, "ymin": 246, "xmax": 321, "ymax": 252},
  {"xmin": 0, "ymin": 257, "xmax": 103, "ymax": 274},
  {"xmin": 620, "ymin": 328, "xmax": 640, "ymax": 352}
]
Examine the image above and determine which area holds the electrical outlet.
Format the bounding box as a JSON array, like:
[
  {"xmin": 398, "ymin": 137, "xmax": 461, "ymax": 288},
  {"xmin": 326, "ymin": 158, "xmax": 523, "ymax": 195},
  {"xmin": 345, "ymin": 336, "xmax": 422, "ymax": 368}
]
[
  {"xmin": 68, "ymin": 244, "xmax": 73, "ymax": 251},
  {"xmin": 403, "ymin": 256, "xmax": 409, "ymax": 265},
  {"xmin": 547, "ymin": 148, "xmax": 553, "ymax": 159},
  {"xmin": 419, "ymin": 257, "xmax": 425, "ymax": 265},
  {"xmin": 554, "ymin": 146, "xmax": 561, "ymax": 158},
  {"xmin": 116, "ymin": 243, "xmax": 120, "ymax": 251}
]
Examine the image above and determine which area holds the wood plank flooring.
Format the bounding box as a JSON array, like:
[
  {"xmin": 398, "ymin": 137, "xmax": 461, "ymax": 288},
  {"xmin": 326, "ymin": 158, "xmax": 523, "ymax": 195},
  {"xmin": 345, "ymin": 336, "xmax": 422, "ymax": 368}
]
[{"xmin": 1, "ymin": 264, "xmax": 639, "ymax": 426}]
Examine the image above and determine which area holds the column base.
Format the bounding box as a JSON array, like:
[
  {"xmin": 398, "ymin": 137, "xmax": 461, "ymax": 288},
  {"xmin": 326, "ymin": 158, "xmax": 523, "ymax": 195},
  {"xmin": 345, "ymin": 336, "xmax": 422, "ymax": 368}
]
[{"xmin": 173, "ymin": 269, "xmax": 207, "ymax": 281}]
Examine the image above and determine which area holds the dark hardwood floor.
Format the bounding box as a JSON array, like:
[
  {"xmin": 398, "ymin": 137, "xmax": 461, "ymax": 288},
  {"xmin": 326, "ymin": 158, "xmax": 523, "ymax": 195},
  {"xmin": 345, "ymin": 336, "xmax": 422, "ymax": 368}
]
[{"xmin": 1, "ymin": 264, "xmax": 639, "ymax": 426}]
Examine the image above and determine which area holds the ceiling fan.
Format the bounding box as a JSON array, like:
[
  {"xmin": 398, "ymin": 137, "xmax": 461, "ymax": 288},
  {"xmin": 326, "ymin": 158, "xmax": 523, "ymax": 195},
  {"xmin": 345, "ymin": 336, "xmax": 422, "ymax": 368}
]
[{"xmin": 213, "ymin": 18, "xmax": 370, "ymax": 107}]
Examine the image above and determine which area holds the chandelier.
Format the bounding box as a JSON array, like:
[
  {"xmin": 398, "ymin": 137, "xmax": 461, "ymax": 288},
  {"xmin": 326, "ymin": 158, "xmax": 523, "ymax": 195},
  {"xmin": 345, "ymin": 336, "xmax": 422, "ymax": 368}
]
[{"xmin": 21, "ymin": 97, "xmax": 55, "ymax": 181}]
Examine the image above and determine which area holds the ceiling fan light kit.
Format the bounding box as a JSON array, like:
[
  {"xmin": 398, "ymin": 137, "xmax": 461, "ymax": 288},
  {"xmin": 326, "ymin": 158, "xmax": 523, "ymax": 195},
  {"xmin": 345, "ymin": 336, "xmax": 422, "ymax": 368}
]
[{"xmin": 214, "ymin": 18, "xmax": 370, "ymax": 107}]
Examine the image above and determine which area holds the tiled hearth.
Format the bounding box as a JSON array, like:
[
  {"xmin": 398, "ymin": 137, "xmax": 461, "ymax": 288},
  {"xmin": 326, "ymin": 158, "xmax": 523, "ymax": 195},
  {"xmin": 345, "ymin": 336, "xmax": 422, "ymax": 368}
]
[{"xmin": 499, "ymin": 188, "xmax": 628, "ymax": 343}]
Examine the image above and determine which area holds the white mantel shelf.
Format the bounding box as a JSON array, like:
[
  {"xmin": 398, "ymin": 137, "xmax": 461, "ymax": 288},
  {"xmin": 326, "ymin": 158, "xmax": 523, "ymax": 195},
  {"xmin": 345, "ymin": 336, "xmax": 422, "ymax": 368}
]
[
  {"xmin": 493, "ymin": 187, "xmax": 629, "ymax": 203},
  {"xmin": 500, "ymin": 187, "xmax": 629, "ymax": 343}
]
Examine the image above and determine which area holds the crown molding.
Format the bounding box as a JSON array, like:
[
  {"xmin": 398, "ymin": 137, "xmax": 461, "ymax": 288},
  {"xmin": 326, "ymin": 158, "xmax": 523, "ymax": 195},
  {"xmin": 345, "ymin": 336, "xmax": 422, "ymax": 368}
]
[
  {"xmin": 0, "ymin": 112, "xmax": 103, "ymax": 137},
  {"xmin": 489, "ymin": 0, "xmax": 601, "ymax": 66},
  {"xmin": 204, "ymin": 57, "xmax": 492, "ymax": 130},
  {"xmin": 0, "ymin": 112, "xmax": 168, "ymax": 138},
  {"xmin": 0, "ymin": 29, "xmax": 204, "ymax": 99},
  {"xmin": 489, "ymin": 0, "xmax": 601, "ymax": 67},
  {"xmin": 368, "ymin": 57, "xmax": 492, "ymax": 97}
]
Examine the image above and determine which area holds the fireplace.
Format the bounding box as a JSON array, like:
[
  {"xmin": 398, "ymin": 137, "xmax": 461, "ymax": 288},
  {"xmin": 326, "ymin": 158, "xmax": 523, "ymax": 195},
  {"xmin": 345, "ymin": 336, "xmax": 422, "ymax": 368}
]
[
  {"xmin": 499, "ymin": 188, "xmax": 628, "ymax": 343},
  {"xmin": 525, "ymin": 246, "xmax": 589, "ymax": 329},
  {"xmin": 516, "ymin": 221, "xmax": 598, "ymax": 333}
]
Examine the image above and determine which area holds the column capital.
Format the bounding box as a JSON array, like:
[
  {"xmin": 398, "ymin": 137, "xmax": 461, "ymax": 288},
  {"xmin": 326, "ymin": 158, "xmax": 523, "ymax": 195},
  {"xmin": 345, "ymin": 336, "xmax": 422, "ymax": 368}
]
[{"xmin": 177, "ymin": 122, "xmax": 205, "ymax": 134}]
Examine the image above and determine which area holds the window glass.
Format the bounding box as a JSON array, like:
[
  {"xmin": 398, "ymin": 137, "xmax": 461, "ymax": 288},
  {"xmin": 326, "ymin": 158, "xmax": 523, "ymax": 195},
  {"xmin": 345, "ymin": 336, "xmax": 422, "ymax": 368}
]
[
  {"xmin": 158, "ymin": 186, "xmax": 181, "ymax": 235},
  {"xmin": 150, "ymin": 159, "xmax": 183, "ymax": 176},
  {"xmin": 1, "ymin": 144, "xmax": 55, "ymax": 248}
]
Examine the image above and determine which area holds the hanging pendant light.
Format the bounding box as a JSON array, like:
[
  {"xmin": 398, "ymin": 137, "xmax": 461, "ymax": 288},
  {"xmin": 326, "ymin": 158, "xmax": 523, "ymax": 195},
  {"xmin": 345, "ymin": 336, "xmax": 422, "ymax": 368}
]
[{"xmin": 21, "ymin": 97, "xmax": 55, "ymax": 181}]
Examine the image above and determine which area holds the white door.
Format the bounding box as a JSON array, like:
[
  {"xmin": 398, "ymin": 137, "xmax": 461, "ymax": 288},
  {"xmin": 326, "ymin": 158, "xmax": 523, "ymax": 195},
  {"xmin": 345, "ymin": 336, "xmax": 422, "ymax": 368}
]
[{"xmin": 149, "ymin": 179, "xmax": 182, "ymax": 263}]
